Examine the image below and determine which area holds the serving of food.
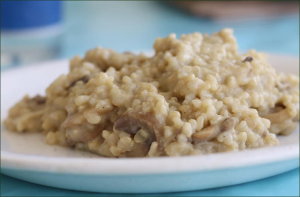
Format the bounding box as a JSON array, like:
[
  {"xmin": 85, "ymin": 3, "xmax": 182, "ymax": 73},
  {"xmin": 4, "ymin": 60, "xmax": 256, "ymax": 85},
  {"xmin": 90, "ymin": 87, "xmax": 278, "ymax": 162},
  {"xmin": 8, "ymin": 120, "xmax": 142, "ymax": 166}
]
[{"xmin": 4, "ymin": 29, "xmax": 299, "ymax": 158}]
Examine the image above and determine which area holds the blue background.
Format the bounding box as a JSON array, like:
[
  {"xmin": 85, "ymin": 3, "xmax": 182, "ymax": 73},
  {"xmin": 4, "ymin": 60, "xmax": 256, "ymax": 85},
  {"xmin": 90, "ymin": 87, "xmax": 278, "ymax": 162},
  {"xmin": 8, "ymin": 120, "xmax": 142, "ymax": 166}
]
[
  {"xmin": 1, "ymin": 1, "xmax": 61, "ymax": 30},
  {"xmin": 1, "ymin": 1, "xmax": 299, "ymax": 196}
]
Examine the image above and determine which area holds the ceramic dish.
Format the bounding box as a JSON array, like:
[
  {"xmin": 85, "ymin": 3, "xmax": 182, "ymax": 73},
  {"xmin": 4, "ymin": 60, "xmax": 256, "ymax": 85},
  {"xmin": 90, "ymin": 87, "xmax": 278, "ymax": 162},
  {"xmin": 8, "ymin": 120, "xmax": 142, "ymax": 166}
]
[{"xmin": 1, "ymin": 54, "xmax": 299, "ymax": 193}]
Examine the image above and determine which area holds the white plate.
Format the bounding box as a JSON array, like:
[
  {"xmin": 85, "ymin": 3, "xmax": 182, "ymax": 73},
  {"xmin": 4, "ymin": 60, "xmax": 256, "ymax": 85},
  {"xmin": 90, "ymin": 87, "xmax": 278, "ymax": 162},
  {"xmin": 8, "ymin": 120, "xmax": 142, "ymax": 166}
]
[{"xmin": 1, "ymin": 54, "xmax": 299, "ymax": 193}]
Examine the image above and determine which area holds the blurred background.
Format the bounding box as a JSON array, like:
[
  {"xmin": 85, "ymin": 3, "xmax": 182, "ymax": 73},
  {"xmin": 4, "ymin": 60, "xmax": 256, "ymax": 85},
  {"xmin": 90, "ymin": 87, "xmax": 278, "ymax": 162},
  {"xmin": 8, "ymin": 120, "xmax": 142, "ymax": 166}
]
[{"xmin": 1, "ymin": 1, "xmax": 299, "ymax": 69}]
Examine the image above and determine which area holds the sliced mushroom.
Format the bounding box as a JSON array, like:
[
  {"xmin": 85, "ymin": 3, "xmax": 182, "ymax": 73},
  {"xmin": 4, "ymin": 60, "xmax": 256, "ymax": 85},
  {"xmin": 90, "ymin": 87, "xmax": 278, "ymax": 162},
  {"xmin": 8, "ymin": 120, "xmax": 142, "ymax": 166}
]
[
  {"xmin": 113, "ymin": 112, "xmax": 163, "ymax": 157},
  {"xmin": 113, "ymin": 112, "xmax": 160, "ymax": 145},
  {"xmin": 31, "ymin": 95, "xmax": 47, "ymax": 105},
  {"xmin": 275, "ymin": 81, "xmax": 291, "ymax": 92},
  {"xmin": 67, "ymin": 75, "xmax": 90, "ymax": 90},
  {"xmin": 25, "ymin": 95, "xmax": 46, "ymax": 109},
  {"xmin": 262, "ymin": 108, "xmax": 290, "ymax": 124},
  {"xmin": 262, "ymin": 103, "xmax": 298, "ymax": 135},
  {"xmin": 192, "ymin": 118, "xmax": 236, "ymax": 143},
  {"xmin": 192, "ymin": 125, "xmax": 219, "ymax": 142},
  {"xmin": 242, "ymin": 56, "xmax": 253, "ymax": 63},
  {"xmin": 114, "ymin": 114, "xmax": 148, "ymax": 135},
  {"xmin": 221, "ymin": 117, "xmax": 236, "ymax": 131}
]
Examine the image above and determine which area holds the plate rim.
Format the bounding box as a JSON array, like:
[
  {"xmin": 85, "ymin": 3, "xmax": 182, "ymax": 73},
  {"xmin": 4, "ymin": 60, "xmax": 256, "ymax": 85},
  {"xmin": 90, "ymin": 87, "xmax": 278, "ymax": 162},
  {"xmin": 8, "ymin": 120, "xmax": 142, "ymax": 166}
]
[{"xmin": 1, "ymin": 143, "xmax": 299, "ymax": 175}]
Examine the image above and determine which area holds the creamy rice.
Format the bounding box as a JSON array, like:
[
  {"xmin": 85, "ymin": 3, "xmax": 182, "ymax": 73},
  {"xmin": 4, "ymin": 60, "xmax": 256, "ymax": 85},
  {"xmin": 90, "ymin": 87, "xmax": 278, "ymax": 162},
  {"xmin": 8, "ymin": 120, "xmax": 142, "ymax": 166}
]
[{"xmin": 5, "ymin": 29, "xmax": 299, "ymax": 157}]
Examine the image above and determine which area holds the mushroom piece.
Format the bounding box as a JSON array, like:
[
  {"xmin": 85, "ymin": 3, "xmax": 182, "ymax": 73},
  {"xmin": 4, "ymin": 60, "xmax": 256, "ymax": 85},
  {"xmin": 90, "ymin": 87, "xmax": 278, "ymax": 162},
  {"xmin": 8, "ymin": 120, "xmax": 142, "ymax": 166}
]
[
  {"xmin": 67, "ymin": 75, "xmax": 90, "ymax": 90},
  {"xmin": 242, "ymin": 56, "xmax": 253, "ymax": 63},
  {"xmin": 26, "ymin": 95, "xmax": 47, "ymax": 110},
  {"xmin": 192, "ymin": 118, "xmax": 236, "ymax": 143},
  {"xmin": 113, "ymin": 112, "xmax": 161, "ymax": 146},
  {"xmin": 31, "ymin": 95, "xmax": 47, "ymax": 105},
  {"xmin": 262, "ymin": 103, "xmax": 298, "ymax": 135},
  {"xmin": 262, "ymin": 109, "xmax": 290, "ymax": 124}
]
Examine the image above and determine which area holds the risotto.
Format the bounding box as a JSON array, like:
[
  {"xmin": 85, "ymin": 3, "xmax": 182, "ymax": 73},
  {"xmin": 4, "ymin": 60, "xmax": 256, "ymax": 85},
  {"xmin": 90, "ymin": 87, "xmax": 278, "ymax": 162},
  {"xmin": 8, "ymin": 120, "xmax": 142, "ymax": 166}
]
[{"xmin": 4, "ymin": 29, "xmax": 299, "ymax": 157}]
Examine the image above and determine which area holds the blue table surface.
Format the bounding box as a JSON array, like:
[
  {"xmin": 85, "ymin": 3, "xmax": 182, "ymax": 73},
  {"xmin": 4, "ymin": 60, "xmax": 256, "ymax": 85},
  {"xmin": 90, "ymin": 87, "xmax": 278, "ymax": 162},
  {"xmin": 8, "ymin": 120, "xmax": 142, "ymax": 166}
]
[{"xmin": 1, "ymin": 1, "xmax": 299, "ymax": 196}]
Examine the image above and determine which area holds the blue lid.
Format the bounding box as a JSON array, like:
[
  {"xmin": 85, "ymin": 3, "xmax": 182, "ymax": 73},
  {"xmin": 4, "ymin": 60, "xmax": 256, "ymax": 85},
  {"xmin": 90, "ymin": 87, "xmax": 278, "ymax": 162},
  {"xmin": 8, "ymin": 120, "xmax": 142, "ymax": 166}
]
[{"xmin": 1, "ymin": 1, "xmax": 62, "ymax": 30}]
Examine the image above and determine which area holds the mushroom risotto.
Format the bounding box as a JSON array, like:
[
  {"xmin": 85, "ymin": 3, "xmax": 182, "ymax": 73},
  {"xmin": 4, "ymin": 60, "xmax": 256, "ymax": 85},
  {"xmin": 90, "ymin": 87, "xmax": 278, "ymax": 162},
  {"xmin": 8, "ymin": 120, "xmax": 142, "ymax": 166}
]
[{"xmin": 4, "ymin": 29, "xmax": 299, "ymax": 157}]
